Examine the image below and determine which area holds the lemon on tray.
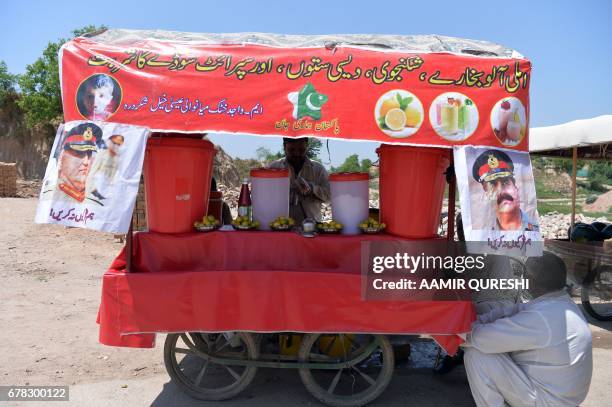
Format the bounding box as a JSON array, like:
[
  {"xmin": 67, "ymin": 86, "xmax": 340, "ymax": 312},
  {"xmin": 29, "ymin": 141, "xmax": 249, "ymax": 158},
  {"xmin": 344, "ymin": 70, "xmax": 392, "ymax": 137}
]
[
  {"xmin": 270, "ymin": 216, "xmax": 295, "ymax": 230},
  {"xmin": 317, "ymin": 220, "xmax": 343, "ymax": 233},
  {"xmin": 231, "ymin": 216, "xmax": 259, "ymax": 230},
  {"xmin": 194, "ymin": 214, "xmax": 221, "ymax": 231},
  {"xmin": 359, "ymin": 218, "xmax": 386, "ymax": 234}
]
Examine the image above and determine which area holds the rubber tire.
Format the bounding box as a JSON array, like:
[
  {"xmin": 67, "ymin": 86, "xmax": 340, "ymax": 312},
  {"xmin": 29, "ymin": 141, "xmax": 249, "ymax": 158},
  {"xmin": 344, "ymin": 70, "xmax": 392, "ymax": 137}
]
[
  {"xmin": 581, "ymin": 266, "xmax": 612, "ymax": 321},
  {"xmin": 298, "ymin": 334, "xmax": 394, "ymax": 407},
  {"xmin": 164, "ymin": 332, "xmax": 259, "ymax": 401}
]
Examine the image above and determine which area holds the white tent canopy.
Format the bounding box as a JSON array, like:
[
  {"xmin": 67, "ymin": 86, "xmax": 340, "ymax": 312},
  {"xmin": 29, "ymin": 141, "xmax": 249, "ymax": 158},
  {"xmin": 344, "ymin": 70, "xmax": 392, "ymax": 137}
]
[
  {"xmin": 529, "ymin": 114, "xmax": 612, "ymax": 152},
  {"xmin": 528, "ymin": 114, "xmax": 611, "ymax": 230}
]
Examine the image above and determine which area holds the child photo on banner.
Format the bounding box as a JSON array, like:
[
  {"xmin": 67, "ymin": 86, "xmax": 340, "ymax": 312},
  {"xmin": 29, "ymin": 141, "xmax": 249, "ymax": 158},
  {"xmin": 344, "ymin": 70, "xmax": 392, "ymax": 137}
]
[
  {"xmin": 454, "ymin": 146, "xmax": 542, "ymax": 255},
  {"xmin": 35, "ymin": 121, "xmax": 149, "ymax": 233}
]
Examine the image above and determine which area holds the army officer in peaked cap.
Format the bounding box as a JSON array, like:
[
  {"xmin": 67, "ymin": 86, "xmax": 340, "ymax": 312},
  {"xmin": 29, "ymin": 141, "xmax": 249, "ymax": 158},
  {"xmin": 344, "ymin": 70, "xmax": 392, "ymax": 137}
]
[
  {"xmin": 472, "ymin": 149, "xmax": 539, "ymax": 232},
  {"xmin": 47, "ymin": 122, "xmax": 103, "ymax": 203}
]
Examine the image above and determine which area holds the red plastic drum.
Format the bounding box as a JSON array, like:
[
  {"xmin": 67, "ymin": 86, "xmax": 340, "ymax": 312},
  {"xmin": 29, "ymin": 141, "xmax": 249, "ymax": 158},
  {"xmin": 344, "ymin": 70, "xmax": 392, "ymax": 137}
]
[
  {"xmin": 377, "ymin": 144, "xmax": 449, "ymax": 238},
  {"xmin": 144, "ymin": 137, "xmax": 215, "ymax": 233}
]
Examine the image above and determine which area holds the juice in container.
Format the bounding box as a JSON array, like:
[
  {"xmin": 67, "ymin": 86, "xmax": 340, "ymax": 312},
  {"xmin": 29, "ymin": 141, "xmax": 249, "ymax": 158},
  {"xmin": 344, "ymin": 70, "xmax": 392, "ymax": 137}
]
[
  {"xmin": 506, "ymin": 110, "xmax": 522, "ymax": 141},
  {"xmin": 441, "ymin": 103, "xmax": 458, "ymax": 134},
  {"xmin": 458, "ymin": 105, "xmax": 470, "ymax": 131},
  {"xmin": 498, "ymin": 101, "xmax": 513, "ymax": 138}
]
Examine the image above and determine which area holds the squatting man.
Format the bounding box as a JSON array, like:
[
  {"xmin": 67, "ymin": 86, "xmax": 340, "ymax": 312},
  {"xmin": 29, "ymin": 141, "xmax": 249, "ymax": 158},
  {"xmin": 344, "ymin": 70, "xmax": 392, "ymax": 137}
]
[{"xmin": 462, "ymin": 252, "xmax": 592, "ymax": 406}]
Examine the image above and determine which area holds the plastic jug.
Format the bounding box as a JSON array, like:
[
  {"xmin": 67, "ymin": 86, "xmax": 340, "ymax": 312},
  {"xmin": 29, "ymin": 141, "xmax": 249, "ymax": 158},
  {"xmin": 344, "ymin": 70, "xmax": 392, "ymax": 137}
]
[
  {"xmin": 330, "ymin": 172, "xmax": 369, "ymax": 235},
  {"xmin": 250, "ymin": 168, "xmax": 290, "ymax": 230}
]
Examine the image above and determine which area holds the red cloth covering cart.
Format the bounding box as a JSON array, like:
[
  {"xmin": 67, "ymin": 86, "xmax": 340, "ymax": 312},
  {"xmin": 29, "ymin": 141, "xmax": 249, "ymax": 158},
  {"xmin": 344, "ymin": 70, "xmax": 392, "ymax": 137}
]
[{"xmin": 98, "ymin": 231, "xmax": 475, "ymax": 352}]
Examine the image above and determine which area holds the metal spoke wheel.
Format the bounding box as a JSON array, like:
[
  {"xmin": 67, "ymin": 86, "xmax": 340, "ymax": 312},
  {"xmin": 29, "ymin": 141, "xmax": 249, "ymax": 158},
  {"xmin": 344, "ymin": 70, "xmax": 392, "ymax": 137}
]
[
  {"xmin": 164, "ymin": 332, "xmax": 259, "ymax": 400},
  {"xmin": 298, "ymin": 334, "xmax": 394, "ymax": 407},
  {"xmin": 582, "ymin": 266, "xmax": 612, "ymax": 321}
]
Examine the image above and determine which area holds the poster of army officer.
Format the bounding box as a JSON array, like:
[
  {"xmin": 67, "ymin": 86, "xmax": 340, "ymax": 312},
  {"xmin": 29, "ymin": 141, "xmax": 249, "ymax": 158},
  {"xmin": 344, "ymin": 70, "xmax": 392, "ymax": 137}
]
[
  {"xmin": 453, "ymin": 146, "xmax": 541, "ymax": 253},
  {"xmin": 36, "ymin": 121, "xmax": 149, "ymax": 233}
]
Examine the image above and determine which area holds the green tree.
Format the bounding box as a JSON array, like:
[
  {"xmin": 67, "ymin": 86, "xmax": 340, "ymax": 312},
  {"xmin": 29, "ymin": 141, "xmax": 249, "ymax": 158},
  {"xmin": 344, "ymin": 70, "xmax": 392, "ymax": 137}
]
[
  {"xmin": 255, "ymin": 146, "xmax": 273, "ymax": 161},
  {"xmin": 331, "ymin": 154, "xmax": 375, "ymax": 173},
  {"xmin": 255, "ymin": 146, "xmax": 282, "ymax": 163},
  {"xmin": 17, "ymin": 25, "xmax": 106, "ymax": 128},
  {"xmin": 256, "ymin": 138, "xmax": 322, "ymax": 164},
  {"xmin": 587, "ymin": 162, "xmax": 611, "ymax": 192},
  {"xmin": 234, "ymin": 157, "xmax": 261, "ymax": 181},
  {"xmin": 307, "ymin": 138, "xmax": 322, "ymax": 159},
  {"xmin": 0, "ymin": 60, "xmax": 23, "ymax": 131},
  {"xmin": 588, "ymin": 161, "xmax": 612, "ymax": 183},
  {"xmin": 360, "ymin": 158, "xmax": 373, "ymax": 173},
  {"xmin": 332, "ymin": 154, "xmax": 361, "ymax": 172},
  {"xmin": 0, "ymin": 60, "xmax": 18, "ymax": 108}
]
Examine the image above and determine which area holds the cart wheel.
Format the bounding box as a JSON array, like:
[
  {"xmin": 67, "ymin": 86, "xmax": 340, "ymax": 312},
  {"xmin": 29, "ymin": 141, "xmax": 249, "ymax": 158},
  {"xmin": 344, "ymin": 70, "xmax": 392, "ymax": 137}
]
[
  {"xmin": 164, "ymin": 332, "xmax": 258, "ymax": 400},
  {"xmin": 298, "ymin": 334, "xmax": 394, "ymax": 407},
  {"xmin": 582, "ymin": 265, "xmax": 612, "ymax": 321}
]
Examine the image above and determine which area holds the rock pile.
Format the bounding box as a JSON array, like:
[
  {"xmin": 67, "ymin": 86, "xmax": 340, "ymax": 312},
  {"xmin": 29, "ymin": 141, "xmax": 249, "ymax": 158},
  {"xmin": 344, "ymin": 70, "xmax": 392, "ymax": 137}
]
[
  {"xmin": 213, "ymin": 147, "xmax": 241, "ymax": 188},
  {"xmin": 537, "ymin": 212, "xmax": 609, "ymax": 239},
  {"xmin": 437, "ymin": 210, "xmax": 610, "ymax": 239},
  {"xmin": 217, "ymin": 184, "xmax": 240, "ymax": 218},
  {"xmin": 16, "ymin": 178, "xmax": 42, "ymax": 198}
]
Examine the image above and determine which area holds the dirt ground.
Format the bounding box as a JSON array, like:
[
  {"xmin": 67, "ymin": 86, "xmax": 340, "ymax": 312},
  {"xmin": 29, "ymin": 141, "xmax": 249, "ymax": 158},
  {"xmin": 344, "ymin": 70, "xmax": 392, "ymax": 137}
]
[
  {"xmin": 1, "ymin": 197, "xmax": 610, "ymax": 406},
  {"xmin": 583, "ymin": 189, "xmax": 612, "ymax": 213},
  {"xmin": 0, "ymin": 198, "xmax": 166, "ymax": 395}
]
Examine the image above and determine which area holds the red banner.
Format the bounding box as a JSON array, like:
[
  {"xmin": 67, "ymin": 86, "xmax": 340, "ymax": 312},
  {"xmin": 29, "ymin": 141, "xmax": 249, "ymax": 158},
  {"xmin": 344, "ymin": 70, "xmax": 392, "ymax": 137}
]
[{"xmin": 60, "ymin": 36, "xmax": 531, "ymax": 150}]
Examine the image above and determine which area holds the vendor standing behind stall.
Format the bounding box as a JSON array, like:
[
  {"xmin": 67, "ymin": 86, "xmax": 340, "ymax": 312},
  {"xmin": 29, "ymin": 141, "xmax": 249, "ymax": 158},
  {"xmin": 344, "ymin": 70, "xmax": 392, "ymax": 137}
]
[{"xmin": 268, "ymin": 138, "xmax": 330, "ymax": 223}]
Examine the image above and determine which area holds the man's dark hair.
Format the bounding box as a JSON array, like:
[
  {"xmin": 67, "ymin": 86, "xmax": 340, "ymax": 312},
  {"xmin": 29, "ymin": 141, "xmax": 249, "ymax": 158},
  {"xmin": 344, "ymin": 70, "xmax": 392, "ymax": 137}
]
[
  {"xmin": 283, "ymin": 137, "xmax": 309, "ymax": 145},
  {"xmin": 525, "ymin": 252, "xmax": 567, "ymax": 296}
]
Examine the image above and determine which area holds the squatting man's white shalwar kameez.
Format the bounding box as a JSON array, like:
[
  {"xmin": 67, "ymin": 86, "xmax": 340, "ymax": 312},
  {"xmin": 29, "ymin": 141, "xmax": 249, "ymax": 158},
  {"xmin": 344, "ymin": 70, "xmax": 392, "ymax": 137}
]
[{"xmin": 463, "ymin": 289, "xmax": 592, "ymax": 407}]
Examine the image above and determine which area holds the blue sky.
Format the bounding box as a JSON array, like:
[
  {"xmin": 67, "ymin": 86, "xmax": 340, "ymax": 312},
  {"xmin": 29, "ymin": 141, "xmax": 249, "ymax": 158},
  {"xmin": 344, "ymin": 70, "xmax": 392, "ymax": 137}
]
[{"xmin": 1, "ymin": 0, "xmax": 611, "ymax": 166}]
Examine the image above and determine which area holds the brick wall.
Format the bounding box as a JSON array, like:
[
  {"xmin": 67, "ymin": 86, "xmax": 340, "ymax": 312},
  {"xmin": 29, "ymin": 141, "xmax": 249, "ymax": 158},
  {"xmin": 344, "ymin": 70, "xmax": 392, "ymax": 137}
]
[{"xmin": 0, "ymin": 162, "xmax": 17, "ymax": 197}]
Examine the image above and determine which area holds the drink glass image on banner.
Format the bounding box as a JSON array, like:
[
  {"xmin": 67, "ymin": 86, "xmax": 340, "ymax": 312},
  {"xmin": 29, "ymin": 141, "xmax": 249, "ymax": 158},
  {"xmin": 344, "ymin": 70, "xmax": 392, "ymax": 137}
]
[
  {"xmin": 491, "ymin": 97, "xmax": 527, "ymax": 147},
  {"xmin": 429, "ymin": 92, "xmax": 479, "ymax": 141},
  {"xmin": 374, "ymin": 89, "xmax": 424, "ymax": 138}
]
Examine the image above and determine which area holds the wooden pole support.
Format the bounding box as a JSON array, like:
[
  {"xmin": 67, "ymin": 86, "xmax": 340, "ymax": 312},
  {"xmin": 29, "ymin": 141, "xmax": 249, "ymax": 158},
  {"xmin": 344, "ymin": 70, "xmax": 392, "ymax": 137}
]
[
  {"xmin": 447, "ymin": 151, "xmax": 456, "ymax": 241},
  {"xmin": 126, "ymin": 215, "xmax": 134, "ymax": 273},
  {"xmin": 570, "ymin": 147, "xmax": 578, "ymax": 236}
]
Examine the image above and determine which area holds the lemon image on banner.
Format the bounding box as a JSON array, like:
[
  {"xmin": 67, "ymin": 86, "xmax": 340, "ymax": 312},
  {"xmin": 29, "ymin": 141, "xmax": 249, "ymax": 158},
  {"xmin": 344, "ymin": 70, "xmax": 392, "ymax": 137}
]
[
  {"xmin": 288, "ymin": 83, "xmax": 328, "ymax": 120},
  {"xmin": 385, "ymin": 108, "xmax": 406, "ymax": 130},
  {"xmin": 375, "ymin": 90, "xmax": 423, "ymax": 138}
]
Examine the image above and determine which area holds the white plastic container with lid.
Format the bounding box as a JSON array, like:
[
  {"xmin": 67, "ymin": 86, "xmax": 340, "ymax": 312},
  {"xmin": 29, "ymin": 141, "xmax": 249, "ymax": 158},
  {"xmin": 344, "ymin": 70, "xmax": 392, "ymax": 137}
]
[
  {"xmin": 330, "ymin": 172, "xmax": 370, "ymax": 235},
  {"xmin": 250, "ymin": 168, "xmax": 290, "ymax": 230}
]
